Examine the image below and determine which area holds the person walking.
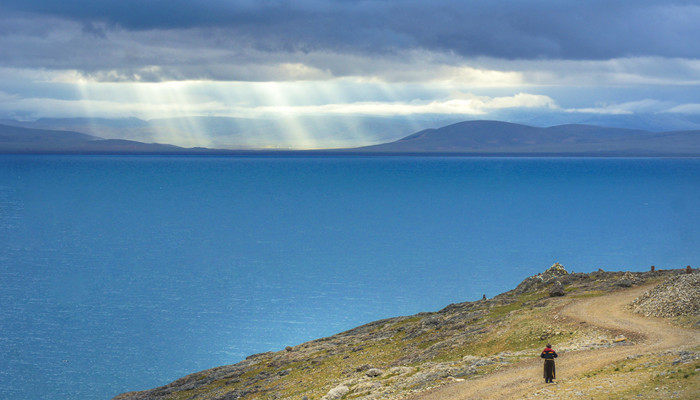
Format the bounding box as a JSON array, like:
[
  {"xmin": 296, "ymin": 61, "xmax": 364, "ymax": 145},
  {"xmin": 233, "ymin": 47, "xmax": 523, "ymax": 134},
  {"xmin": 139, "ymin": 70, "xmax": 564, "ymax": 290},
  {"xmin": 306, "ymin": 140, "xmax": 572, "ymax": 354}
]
[{"xmin": 540, "ymin": 343, "xmax": 558, "ymax": 383}]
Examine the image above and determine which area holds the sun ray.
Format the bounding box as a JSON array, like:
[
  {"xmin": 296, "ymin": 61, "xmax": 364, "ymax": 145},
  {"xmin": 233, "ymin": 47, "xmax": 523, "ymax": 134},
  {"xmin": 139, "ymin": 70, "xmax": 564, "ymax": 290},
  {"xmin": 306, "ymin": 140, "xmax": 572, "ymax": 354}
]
[
  {"xmin": 31, "ymin": 72, "xmax": 561, "ymax": 149},
  {"xmin": 125, "ymin": 81, "xmax": 212, "ymax": 148},
  {"xmin": 255, "ymin": 82, "xmax": 318, "ymax": 149}
]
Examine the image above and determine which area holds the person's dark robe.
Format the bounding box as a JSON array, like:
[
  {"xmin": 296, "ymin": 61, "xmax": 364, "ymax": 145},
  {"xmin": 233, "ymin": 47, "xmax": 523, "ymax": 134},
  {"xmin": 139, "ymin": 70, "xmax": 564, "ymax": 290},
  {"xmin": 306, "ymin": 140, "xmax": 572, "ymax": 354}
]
[{"xmin": 543, "ymin": 359, "xmax": 556, "ymax": 380}]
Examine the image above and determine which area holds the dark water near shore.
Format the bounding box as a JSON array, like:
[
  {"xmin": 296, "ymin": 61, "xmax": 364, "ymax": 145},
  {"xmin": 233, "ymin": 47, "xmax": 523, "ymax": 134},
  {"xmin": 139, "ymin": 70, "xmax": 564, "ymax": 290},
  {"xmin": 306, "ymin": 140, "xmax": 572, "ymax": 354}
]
[{"xmin": 0, "ymin": 155, "xmax": 698, "ymax": 399}]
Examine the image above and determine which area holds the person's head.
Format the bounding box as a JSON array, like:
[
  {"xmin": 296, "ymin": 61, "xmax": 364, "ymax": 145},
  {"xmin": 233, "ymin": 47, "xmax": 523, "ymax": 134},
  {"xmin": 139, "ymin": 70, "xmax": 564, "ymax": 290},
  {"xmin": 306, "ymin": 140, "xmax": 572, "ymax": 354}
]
[{"xmin": 546, "ymin": 343, "xmax": 551, "ymax": 348}]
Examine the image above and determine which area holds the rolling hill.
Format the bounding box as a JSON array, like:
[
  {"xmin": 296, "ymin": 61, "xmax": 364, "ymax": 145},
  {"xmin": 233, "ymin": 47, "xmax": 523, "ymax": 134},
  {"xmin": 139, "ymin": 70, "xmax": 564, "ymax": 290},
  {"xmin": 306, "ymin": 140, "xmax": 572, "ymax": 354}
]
[
  {"xmin": 353, "ymin": 120, "xmax": 700, "ymax": 156},
  {"xmin": 2, "ymin": 119, "xmax": 700, "ymax": 156},
  {"xmin": 0, "ymin": 123, "xmax": 186, "ymax": 153}
]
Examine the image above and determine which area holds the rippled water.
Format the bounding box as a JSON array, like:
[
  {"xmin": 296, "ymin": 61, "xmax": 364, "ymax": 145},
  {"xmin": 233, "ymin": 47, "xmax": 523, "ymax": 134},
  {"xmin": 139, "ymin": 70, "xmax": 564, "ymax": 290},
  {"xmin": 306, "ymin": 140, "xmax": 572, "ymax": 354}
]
[{"xmin": 0, "ymin": 155, "xmax": 698, "ymax": 399}]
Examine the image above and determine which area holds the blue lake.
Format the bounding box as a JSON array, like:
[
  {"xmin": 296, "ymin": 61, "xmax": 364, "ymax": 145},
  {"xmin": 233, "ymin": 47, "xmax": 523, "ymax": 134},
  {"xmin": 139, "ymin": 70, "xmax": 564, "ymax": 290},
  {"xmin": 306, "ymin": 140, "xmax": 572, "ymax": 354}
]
[{"xmin": 0, "ymin": 155, "xmax": 698, "ymax": 399}]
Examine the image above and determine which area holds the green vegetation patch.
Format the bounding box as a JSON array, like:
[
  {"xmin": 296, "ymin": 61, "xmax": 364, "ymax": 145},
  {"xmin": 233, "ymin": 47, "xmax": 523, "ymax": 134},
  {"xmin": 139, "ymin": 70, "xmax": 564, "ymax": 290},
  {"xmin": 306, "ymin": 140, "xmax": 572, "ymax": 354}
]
[{"xmin": 583, "ymin": 348, "xmax": 700, "ymax": 400}]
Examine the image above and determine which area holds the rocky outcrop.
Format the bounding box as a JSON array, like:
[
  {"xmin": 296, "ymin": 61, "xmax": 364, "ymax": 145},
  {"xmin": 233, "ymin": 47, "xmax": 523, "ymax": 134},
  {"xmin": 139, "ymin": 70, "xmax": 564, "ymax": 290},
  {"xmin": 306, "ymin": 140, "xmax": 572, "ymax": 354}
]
[
  {"xmin": 549, "ymin": 280, "xmax": 565, "ymax": 297},
  {"xmin": 628, "ymin": 273, "xmax": 700, "ymax": 318},
  {"xmin": 515, "ymin": 262, "xmax": 569, "ymax": 295}
]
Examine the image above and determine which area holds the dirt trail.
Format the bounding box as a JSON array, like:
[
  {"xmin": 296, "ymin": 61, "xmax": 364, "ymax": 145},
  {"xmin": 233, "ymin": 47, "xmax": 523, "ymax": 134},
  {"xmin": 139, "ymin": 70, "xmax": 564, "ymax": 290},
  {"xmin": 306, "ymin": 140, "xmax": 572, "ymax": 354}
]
[{"xmin": 405, "ymin": 285, "xmax": 700, "ymax": 400}]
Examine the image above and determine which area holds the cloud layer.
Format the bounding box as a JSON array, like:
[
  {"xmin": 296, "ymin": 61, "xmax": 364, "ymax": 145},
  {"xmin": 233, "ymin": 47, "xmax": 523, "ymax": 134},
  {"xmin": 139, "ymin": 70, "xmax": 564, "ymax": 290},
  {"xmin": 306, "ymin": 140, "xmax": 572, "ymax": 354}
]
[
  {"xmin": 1, "ymin": 1, "xmax": 699, "ymax": 147},
  {"xmin": 2, "ymin": 1, "xmax": 700, "ymax": 81}
]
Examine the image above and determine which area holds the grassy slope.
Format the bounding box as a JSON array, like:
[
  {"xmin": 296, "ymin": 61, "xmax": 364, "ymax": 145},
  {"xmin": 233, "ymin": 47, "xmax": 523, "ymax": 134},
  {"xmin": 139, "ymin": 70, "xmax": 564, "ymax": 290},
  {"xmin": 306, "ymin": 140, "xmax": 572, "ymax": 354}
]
[{"xmin": 115, "ymin": 269, "xmax": 698, "ymax": 400}]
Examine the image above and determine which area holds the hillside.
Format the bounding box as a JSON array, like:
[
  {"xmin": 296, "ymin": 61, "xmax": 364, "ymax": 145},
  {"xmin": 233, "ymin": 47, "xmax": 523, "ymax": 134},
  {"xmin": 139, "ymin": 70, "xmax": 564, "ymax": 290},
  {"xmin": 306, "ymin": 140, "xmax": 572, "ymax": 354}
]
[
  {"xmin": 0, "ymin": 124, "xmax": 186, "ymax": 153},
  {"xmin": 4, "ymin": 119, "xmax": 700, "ymax": 156},
  {"xmin": 0, "ymin": 123, "xmax": 99, "ymax": 144},
  {"xmin": 0, "ymin": 116, "xmax": 426, "ymax": 151},
  {"xmin": 354, "ymin": 120, "xmax": 700, "ymax": 156},
  {"xmin": 114, "ymin": 265, "xmax": 699, "ymax": 400}
]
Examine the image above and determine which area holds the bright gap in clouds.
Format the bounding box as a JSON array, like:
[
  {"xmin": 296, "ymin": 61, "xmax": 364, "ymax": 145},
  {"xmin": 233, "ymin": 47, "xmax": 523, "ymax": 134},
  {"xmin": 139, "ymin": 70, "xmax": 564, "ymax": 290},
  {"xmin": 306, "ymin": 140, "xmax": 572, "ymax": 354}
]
[
  {"xmin": 5, "ymin": 76, "xmax": 560, "ymax": 148},
  {"xmin": 6, "ymin": 54, "xmax": 699, "ymax": 149}
]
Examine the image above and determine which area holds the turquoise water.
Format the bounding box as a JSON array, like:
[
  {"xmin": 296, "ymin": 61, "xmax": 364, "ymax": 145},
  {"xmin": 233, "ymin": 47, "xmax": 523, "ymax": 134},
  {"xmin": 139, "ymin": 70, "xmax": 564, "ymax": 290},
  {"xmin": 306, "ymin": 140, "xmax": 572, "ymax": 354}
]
[{"xmin": 0, "ymin": 155, "xmax": 698, "ymax": 399}]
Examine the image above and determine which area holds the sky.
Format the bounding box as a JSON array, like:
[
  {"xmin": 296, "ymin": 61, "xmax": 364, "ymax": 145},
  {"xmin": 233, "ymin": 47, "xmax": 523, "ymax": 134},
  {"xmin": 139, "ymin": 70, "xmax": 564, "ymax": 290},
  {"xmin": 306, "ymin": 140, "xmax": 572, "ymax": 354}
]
[{"xmin": 1, "ymin": 0, "xmax": 700, "ymax": 148}]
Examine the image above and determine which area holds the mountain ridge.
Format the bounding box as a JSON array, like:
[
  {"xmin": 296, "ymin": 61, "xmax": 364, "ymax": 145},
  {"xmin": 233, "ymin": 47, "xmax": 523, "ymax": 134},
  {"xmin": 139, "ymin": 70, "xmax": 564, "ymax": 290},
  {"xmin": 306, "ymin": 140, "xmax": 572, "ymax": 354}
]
[
  {"xmin": 0, "ymin": 123, "xmax": 187, "ymax": 153},
  {"xmin": 354, "ymin": 120, "xmax": 700, "ymax": 155},
  {"xmin": 2, "ymin": 119, "xmax": 700, "ymax": 156}
]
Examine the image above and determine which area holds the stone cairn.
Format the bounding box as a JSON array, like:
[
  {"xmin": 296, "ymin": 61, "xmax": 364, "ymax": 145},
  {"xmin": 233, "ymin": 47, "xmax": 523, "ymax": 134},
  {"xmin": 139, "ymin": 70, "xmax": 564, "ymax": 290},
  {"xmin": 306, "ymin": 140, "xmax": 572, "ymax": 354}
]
[{"xmin": 629, "ymin": 272, "xmax": 699, "ymax": 318}]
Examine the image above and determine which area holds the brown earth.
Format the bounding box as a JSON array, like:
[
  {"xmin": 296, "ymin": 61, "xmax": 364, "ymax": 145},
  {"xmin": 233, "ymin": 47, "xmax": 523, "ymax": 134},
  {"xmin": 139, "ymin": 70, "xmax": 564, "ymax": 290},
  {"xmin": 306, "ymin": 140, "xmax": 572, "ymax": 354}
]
[{"xmin": 404, "ymin": 284, "xmax": 700, "ymax": 400}]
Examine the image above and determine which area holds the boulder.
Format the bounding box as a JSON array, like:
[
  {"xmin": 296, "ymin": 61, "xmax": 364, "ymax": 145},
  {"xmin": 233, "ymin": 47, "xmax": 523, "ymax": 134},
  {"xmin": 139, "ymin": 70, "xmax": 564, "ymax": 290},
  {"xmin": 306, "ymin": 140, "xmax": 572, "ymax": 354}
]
[
  {"xmin": 355, "ymin": 364, "xmax": 372, "ymax": 372},
  {"xmin": 616, "ymin": 279, "xmax": 633, "ymax": 287},
  {"xmin": 322, "ymin": 385, "xmax": 349, "ymax": 400},
  {"xmin": 549, "ymin": 280, "xmax": 565, "ymax": 297}
]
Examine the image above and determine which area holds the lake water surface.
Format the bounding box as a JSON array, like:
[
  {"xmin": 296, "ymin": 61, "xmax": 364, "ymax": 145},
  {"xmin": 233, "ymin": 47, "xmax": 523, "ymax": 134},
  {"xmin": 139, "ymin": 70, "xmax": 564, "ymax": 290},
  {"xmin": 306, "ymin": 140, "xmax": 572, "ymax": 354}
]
[{"xmin": 1, "ymin": 155, "xmax": 698, "ymax": 399}]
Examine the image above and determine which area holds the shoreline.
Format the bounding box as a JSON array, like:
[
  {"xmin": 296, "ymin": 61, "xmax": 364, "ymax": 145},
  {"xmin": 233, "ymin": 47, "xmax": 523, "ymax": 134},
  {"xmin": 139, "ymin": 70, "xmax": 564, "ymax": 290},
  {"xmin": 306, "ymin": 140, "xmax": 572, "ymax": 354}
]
[
  {"xmin": 3, "ymin": 150, "xmax": 700, "ymax": 157},
  {"xmin": 114, "ymin": 266, "xmax": 699, "ymax": 400}
]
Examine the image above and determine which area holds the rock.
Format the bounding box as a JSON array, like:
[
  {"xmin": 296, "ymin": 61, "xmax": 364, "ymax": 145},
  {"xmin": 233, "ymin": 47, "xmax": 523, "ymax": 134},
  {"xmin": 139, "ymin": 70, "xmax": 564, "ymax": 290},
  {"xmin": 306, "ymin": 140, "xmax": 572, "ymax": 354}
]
[
  {"xmin": 462, "ymin": 355, "xmax": 480, "ymax": 362},
  {"xmin": 549, "ymin": 280, "xmax": 565, "ymax": 297},
  {"xmin": 421, "ymin": 316, "xmax": 441, "ymax": 328},
  {"xmin": 322, "ymin": 385, "xmax": 349, "ymax": 400},
  {"xmin": 616, "ymin": 279, "xmax": 633, "ymax": 287},
  {"xmin": 616, "ymin": 272, "xmax": 639, "ymax": 287},
  {"xmin": 245, "ymin": 351, "xmax": 272, "ymax": 360},
  {"xmin": 673, "ymin": 350, "xmax": 699, "ymax": 364},
  {"xmin": 514, "ymin": 276, "xmax": 541, "ymax": 294},
  {"xmin": 404, "ymin": 365, "xmax": 453, "ymax": 388},
  {"xmin": 354, "ymin": 381, "xmax": 382, "ymax": 392},
  {"xmin": 366, "ymin": 368, "xmax": 383, "ymax": 377},
  {"xmin": 388, "ymin": 366, "xmax": 414, "ymax": 376},
  {"xmin": 473, "ymin": 358, "xmax": 494, "ymax": 367},
  {"xmin": 355, "ymin": 364, "xmax": 372, "ymax": 372}
]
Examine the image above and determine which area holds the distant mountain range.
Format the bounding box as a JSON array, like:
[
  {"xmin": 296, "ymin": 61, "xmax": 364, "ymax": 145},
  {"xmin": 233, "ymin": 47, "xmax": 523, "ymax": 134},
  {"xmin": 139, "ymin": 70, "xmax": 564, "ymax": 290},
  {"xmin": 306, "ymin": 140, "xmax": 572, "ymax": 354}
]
[
  {"xmin": 1, "ymin": 119, "xmax": 700, "ymax": 156},
  {"xmin": 352, "ymin": 120, "xmax": 700, "ymax": 156},
  {"xmin": 0, "ymin": 116, "xmax": 422, "ymax": 150},
  {"xmin": 0, "ymin": 124, "xmax": 186, "ymax": 153}
]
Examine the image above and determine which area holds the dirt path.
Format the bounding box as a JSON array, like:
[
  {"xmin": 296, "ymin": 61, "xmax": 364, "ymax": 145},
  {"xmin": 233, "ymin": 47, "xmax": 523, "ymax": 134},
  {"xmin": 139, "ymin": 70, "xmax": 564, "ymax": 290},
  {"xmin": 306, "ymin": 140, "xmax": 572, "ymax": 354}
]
[{"xmin": 404, "ymin": 285, "xmax": 700, "ymax": 400}]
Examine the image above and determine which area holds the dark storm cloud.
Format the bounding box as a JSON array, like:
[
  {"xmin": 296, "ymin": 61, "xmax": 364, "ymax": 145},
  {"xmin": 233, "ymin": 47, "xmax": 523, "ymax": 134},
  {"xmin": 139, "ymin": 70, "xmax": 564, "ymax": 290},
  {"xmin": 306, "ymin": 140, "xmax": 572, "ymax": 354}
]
[{"xmin": 3, "ymin": 0, "xmax": 700, "ymax": 60}]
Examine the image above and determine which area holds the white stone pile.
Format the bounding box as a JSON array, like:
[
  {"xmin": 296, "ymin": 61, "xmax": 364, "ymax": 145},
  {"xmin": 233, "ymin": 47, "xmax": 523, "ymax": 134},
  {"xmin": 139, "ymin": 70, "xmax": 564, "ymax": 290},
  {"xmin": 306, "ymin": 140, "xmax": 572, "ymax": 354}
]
[{"xmin": 629, "ymin": 273, "xmax": 699, "ymax": 318}]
